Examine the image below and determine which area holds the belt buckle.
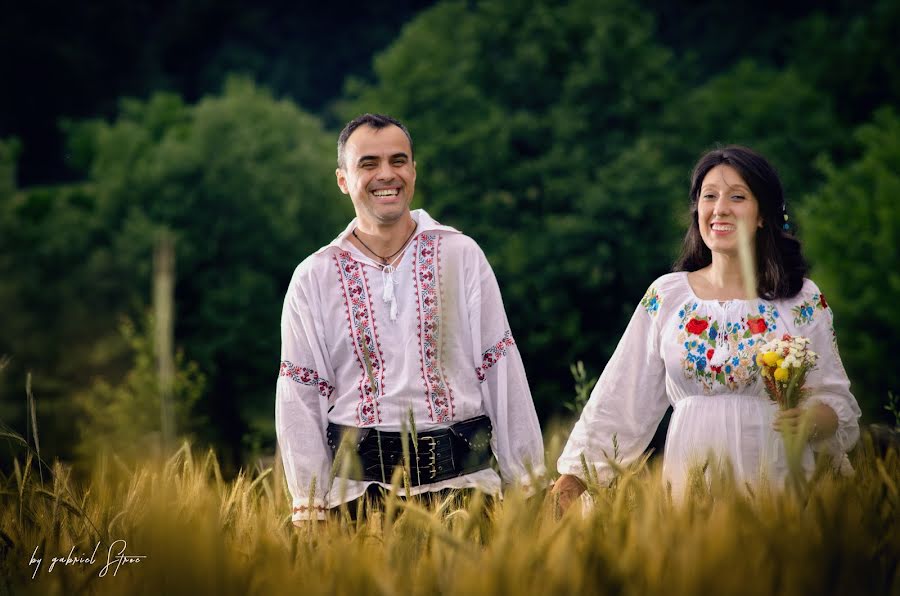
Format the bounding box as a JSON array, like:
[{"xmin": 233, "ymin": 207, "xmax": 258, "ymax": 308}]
[{"xmin": 421, "ymin": 436, "xmax": 438, "ymax": 479}]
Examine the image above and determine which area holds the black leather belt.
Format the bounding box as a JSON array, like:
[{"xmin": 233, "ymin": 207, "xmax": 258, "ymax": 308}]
[{"xmin": 326, "ymin": 415, "xmax": 495, "ymax": 486}]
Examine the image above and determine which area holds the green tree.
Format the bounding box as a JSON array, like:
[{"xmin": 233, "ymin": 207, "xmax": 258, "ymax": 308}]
[
  {"xmin": 0, "ymin": 79, "xmax": 350, "ymax": 463},
  {"xmin": 0, "ymin": 176, "xmax": 109, "ymax": 461},
  {"xmin": 651, "ymin": 61, "xmax": 846, "ymax": 199},
  {"xmin": 71, "ymin": 78, "xmax": 351, "ymax": 461},
  {"xmin": 790, "ymin": 0, "xmax": 900, "ymax": 129},
  {"xmin": 339, "ymin": 0, "xmax": 852, "ymax": 416},
  {"xmin": 800, "ymin": 107, "xmax": 900, "ymax": 419},
  {"xmin": 340, "ymin": 0, "xmax": 682, "ymax": 414},
  {"xmin": 75, "ymin": 316, "xmax": 205, "ymax": 462}
]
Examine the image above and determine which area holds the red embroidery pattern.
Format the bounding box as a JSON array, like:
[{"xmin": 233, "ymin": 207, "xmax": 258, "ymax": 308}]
[
  {"xmin": 415, "ymin": 234, "xmax": 454, "ymax": 422},
  {"xmin": 335, "ymin": 251, "xmax": 384, "ymax": 426},
  {"xmin": 279, "ymin": 361, "xmax": 335, "ymax": 399},
  {"xmin": 476, "ymin": 331, "xmax": 516, "ymax": 383},
  {"xmin": 292, "ymin": 504, "xmax": 327, "ymax": 514}
]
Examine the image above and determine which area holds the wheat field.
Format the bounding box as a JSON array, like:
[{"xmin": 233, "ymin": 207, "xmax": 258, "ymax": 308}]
[{"xmin": 1, "ymin": 429, "xmax": 898, "ymax": 596}]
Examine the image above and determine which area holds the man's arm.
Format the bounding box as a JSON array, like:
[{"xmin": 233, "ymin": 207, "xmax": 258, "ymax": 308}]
[
  {"xmin": 468, "ymin": 243, "xmax": 546, "ymax": 489},
  {"xmin": 275, "ymin": 266, "xmax": 335, "ymax": 522}
]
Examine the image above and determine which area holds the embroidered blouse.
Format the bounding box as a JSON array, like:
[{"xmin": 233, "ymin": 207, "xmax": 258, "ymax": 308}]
[
  {"xmin": 557, "ymin": 272, "xmax": 861, "ymax": 496},
  {"xmin": 276, "ymin": 209, "xmax": 545, "ymax": 520}
]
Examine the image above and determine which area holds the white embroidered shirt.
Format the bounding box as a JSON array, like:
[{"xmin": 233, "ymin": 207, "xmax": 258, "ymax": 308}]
[{"xmin": 276, "ymin": 209, "xmax": 545, "ymax": 521}]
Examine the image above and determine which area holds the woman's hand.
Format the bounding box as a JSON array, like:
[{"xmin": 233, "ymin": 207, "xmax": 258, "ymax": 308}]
[
  {"xmin": 550, "ymin": 474, "xmax": 587, "ymax": 516},
  {"xmin": 773, "ymin": 403, "xmax": 839, "ymax": 441}
]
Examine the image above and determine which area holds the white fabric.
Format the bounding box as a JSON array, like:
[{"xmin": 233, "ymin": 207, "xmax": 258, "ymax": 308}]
[
  {"xmin": 276, "ymin": 209, "xmax": 545, "ymax": 520},
  {"xmin": 557, "ymin": 272, "xmax": 861, "ymax": 497}
]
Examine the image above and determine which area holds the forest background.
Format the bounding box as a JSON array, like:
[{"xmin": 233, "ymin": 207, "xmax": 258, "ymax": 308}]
[{"xmin": 1, "ymin": 0, "xmax": 898, "ymax": 470}]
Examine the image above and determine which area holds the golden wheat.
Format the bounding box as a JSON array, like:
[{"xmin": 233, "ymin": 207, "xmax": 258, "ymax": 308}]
[{"xmin": 1, "ymin": 431, "xmax": 898, "ymax": 596}]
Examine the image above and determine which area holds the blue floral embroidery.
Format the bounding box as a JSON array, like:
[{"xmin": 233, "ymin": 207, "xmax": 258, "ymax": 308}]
[
  {"xmin": 793, "ymin": 293, "xmax": 827, "ymax": 326},
  {"xmin": 641, "ymin": 287, "xmax": 662, "ymax": 316}
]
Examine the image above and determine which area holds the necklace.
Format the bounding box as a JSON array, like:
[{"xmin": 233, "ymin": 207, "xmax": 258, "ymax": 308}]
[
  {"xmin": 351, "ymin": 221, "xmax": 417, "ymax": 323},
  {"xmin": 352, "ymin": 222, "xmax": 418, "ymax": 265}
]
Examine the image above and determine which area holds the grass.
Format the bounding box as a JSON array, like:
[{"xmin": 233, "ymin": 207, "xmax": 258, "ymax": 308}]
[{"xmin": 1, "ymin": 429, "xmax": 898, "ymax": 596}]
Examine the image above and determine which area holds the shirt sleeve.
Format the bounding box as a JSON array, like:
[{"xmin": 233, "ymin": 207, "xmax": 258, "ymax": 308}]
[
  {"xmin": 795, "ymin": 281, "xmax": 861, "ymax": 461},
  {"xmin": 557, "ymin": 290, "xmax": 670, "ymax": 485},
  {"xmin": 275, "ymin": 266, "xmax": 335, "ymax": 522},
  {"xmin": 469, "ymin": 245, "xmax": 546, "ymax": 489}
]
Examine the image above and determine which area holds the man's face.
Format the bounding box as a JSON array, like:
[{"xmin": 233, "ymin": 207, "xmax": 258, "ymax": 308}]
[{"xmin": 336, "ymin": 124, "xmax": 416, "ymax": 229}]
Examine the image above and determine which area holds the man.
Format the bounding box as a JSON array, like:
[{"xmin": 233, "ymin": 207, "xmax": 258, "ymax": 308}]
[{"xmin": 276, "ymin": 113, "xmax": 544, "ymax": 522}]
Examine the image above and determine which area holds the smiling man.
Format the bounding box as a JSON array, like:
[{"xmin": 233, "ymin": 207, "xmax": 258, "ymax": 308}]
[{"xmin": 276, "ymin": 113, "xmax": 545, "ymax": 522}]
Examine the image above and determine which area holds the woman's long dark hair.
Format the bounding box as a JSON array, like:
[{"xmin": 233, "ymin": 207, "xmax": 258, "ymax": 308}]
[{"xmin": 673, "ymin": 145, "xmax": 807, "ymax": 300}]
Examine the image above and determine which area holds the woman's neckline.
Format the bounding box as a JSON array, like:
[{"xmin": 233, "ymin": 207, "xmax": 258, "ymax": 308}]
[{"xmin": 681, "ymin": 271, "xmax": 759, "ymax": 305}]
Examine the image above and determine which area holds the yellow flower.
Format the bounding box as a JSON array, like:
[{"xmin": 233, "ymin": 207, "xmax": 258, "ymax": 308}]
[
  {"xmin": 774, "ymin": 367, "xmax": 789, "ymax": 382},
  {"xmin": 776, "ymin": 358, "xmax": 785, "ymax": 368},
  {"xmin": 756, "ymin": 353, "xmax": 765, "ymax": 367},
  {"xmin": 762, "ymin": 352, "xmax": 780, "ymax": 366}
]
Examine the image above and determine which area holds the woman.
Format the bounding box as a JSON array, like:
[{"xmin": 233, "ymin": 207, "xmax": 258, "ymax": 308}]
[{"xmin": 553, "ymin": 145, "xmax": 861, "ymax": 511}]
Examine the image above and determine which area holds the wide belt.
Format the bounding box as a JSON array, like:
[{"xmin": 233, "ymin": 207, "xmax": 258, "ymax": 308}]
[{"xmin": 325, "ymin": 415, "xmax": 495, "ymax": 486}]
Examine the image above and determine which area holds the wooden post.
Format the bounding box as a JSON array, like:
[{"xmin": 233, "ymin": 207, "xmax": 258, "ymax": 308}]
[{"xmin": 154, "ymin": 229, "xmax": 176, "ymax": 449}]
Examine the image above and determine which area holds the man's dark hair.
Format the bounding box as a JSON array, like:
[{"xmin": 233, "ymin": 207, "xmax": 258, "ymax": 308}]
[
  {"xmin": 337, "ymin": 113, "xmax": 414, "ymax": 169},
  {"xmin": 673, "ymin": 145, "xmax": 808, "ymax": 300}
]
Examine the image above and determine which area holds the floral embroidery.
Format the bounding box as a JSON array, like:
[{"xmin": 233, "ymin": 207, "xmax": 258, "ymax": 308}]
[
  {"xmin": 792, "ymin": 292, "xmax": 828, "ymax": 326},
  {"xmin": 678, "ymin": 302, "xmax": 717, "ymax": 389},
  {"xmin": 334, "ymin": 251, "xmax": 384, "ymax": 426},
  {"xmin": 677, "ymin": 301, "xmax": 780, "ymax": 392},
  {"xmin": 641, "ymin": 287, "xmax": 661, "ymax": 316},
  {"xmin": 747, "ymin": 303, "xmax": 780, "ymax": 337},
  {"xmin": 477, "ymin": 331, "xmax": 516, "ymax": 383},
  {"xmin": 794, "ymin": 291, "xmax": 841, "ymax": 360},
  {"xmin": 414, "ymin": 233, "xmax": 454, "ymax": 423},
  {"xmin": 279, "ymin": 361, "xmax": 335, "ymax": 400}
]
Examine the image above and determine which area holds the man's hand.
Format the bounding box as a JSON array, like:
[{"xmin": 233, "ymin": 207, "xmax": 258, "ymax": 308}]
[{"xmin": 550, "ymin": 474, "xmax": 587, "ymax": 516}]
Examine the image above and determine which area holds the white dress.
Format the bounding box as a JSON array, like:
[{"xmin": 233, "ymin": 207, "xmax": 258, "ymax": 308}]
[{"xmin": 557, "ymin": 272, "xmax": 861, "ymax": 496}]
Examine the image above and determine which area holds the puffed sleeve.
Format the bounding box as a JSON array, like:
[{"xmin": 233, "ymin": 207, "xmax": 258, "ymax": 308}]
[
  {"xmin": 557, "ymin": 286, "xmax": 670, "ymax": 485},
  {"xmin": 794, "ymin": 280, "xmax": 861, "ymax": 464},
  {"xmin": 275, "ymin": 264, "xmax": 335, "ymax": 521},
  {"xmin": 468, "ymin": 243, "xmax": 546, "ymax": 488}
]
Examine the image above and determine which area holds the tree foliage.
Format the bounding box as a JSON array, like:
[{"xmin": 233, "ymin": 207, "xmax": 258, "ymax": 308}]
[
  {"xmin": 75, "ymin": 316, "xmax": 205, "ymax": 461},
  {"xmin": 3, "ymin": 0, "xmax": 898, "ymax": 460},
  {"xmin": 800, "ymin": 108, "xmax": 900, "ymax": 418},
  {"xmin": 338, "ymin": 0, "xmax": 683, "ymax": 412},
  {"xmin": 340, "ymin": 0, "xmax": 855, "ymax": 415},
  {"xmin": 0, "ymin": 79, "xmax": 350, "ymax": 462}
]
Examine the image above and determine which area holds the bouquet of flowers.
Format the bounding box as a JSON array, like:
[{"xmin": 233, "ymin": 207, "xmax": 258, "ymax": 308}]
[{"xmin": 756, "ymin": 334, "xmax": 818, "ymax": 410}]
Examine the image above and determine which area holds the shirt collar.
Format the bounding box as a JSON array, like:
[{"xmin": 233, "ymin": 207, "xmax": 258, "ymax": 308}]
[{"xmin": 314, "ymin": 209, "xmax": 460, "ymax": 256}]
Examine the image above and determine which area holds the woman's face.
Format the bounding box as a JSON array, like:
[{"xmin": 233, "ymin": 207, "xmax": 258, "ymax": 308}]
[{"xmin": 697, "ymin": 164, "xmax": 763, "ymax": 258}]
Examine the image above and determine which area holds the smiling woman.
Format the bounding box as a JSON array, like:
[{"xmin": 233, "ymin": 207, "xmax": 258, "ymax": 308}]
[
  {"xmin": 676, "ymin": 146, "xmax": 807, "ymax": 301},
  {"xmin": 552, "ymin": 145, "xmax": 861, "ymax": 511},
  {"xmin": 696, "ymin": 164, "xmax": 763, "ymax": 260}
]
